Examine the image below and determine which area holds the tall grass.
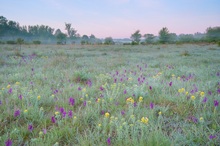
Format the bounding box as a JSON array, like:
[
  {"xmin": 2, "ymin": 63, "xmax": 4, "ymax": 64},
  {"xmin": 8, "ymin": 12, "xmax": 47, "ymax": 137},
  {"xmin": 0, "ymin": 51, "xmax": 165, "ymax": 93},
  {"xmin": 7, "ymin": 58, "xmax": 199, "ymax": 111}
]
[{"xmin": 0, "ymin": 44, "xmax": 219, "ymax": 145}]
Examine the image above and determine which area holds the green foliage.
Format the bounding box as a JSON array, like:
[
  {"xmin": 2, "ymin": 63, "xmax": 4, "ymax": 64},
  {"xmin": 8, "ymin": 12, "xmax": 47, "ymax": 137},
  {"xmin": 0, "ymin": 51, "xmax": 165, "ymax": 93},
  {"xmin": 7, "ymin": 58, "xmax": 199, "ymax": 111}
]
[
  {"xmin": 56, "ymin": 33, "xmax": 67, "ymax": 44},
  {"xmin": 131, "ymin": 30, "xmax": 142, "ymax": 44},
  {"xmin": 32, "ymin": 40, "xmax": 41, "ymax": 45},
  {"xmin": 16, "ymin": 38, "xmax": 24, "ymax": 45},
  {"xmin": 206, "ymin": 26, "xmax": 220, "ymax": 42},
  {"xmin": 144, "ymin": 34, "xmax": 155, "ymax": 44},
  {"xmin": 159, "ymin": 27, "xmax": 170, "ymax": 44},
  {"xmin": 6, "ymin": 40, "xmax": 16, "ymax": 44},
  {"xmin": 217, "ymin": 41, "xmax": 220, "ymax": 47},
  {"xmin": 104, "ymin": 37, "xmax": 114, "ymax": 45}
]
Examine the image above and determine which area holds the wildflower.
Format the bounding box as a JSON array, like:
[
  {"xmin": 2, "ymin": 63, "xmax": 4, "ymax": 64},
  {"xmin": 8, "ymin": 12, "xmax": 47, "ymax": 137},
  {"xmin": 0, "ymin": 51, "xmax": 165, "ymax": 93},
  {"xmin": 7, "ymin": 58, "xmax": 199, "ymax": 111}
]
[
  {"xmin": 8, "ymin": 88, "xmax": 12, "ymax": 94},
  {"xmin": 39, "ymin": 131, "xmax": 43, "ymax": 136},
  {"xmin": 5, "ymin": 139, "xmax": 12, "ymax": 146},
  {"xmin": 96, "ymin": 98, "xmax": 100, "ymax": 103},
  {"xmin": 18, "ymin": 94, "xmax": 22, "ymax": 100},
  {"xmin": 107, "ymin": 137, "xmax": 111, "ymax": 145},
  {"xmin": 15, "ymin": 82, "xmax": 20, "ymax": 85},
  {"xmin": 150, "ymin": 102, "xmax": 154, "ymax": 109},
  {"xmin": 199, "ymin": 117, "xmax": 204, "ymax": 122},
  {"xmin": 68, "ymin": 110, "xmax": 73, "ymax": 118},
  {"xmin": 82, "ymin": 88, "xmax": 86, "ymax": 92},
  {"xmin": 133, "ymin": 102, "xmax": 137, "ymax": 107},
  {"xmin": 28, "ymin": 124, "xmax": 33, "ymax": 132},
  {"xmin": 69, "ymin": 97, "xmax": 75, "ymax": 106},
  {"xmin": 0, "ymin": 100, "xmax": 2, "ymax": 105},
  {"xmin": 178, "ymin": 88, "xmax": 185, "ymax": 93},
  {"xmin": 185, "ymin": 92, "xmax": 189, "ymax": 95},
  {"xmin": 37, "ymin": 95, "xmax": 41, "ymax": 100},
  {"xmin": 55, "ymin": 111, "xmax": 59, "ymax": 115},
  {"xmin": 169, "ymin": 82, "xmax": 172, "ymax": 87},
  {"xmin": 139, "ymin": 96, "xmax": 143, "ymax": 102},
  {"xmin": 74, "ymin": 116, "xmax": 77, "ymax": 119},
  {"xmin": 200, "ymin": 92, "xmax": 205, "ymax": 97},
  {"xmin": 217, "ymin": 88, "xmax": 220, "ymax": 94},
  {"xmin": 191, "ymin": 96, "xmax": 196, "ymax": 100},
  {"xmin": 202, "ymin": 97, "xmax": 208, "ymax": 103},
  {"xmin": 141, "ymin": 117, "xmax": 149, "ymax": 124},
  {"xmin": 124, "ymin": 89, "xmax": 127, "ymax": 94},
  {"xmin": 14, "ymin": 110, "xmax": 20, "ymax": 117},
  {"xmin": 85, "ymin": 94, "xmax": 88, "ymax": 97},
  {"xmin": 158, "ymin": 111, "xmax": 162, "ymax": 115},
  {"xmin": 121, "ymin": 110, "xmax": 125, "ymax": 115},
  {"xmin": 83, "ymin": 101, "xmax": 87, "ymax": 106},
  {"xmin": 24, "ymin": 109, "xmax": 28, "ymax": 113},
  {"xmin": 78, "ymin": 87, "xmax": 82, "ymax": 91},
  {"xmin": 126, "ymin": 97, "xmax": 134, "ymax": 103},
  {"xmin": 40, "ymin": 107, "xmax": 44, "ymax": 111},
  {"xmin": 98, "ymin": 123, "xmax": 101, "ymax": 127},
  {"xmin": 43, "ymin": 128, "xmax": 47, "ymax": 134},
  {"xmin": 51, "ymin": 116, "xmax": 56, "ymax": 123},
  {"xmin": 100, "ymin": 86, "xmax": 104, "ymax": 91},
  {"xmin": 214, "ymin": 100, "xmax": 219, "ymax": 107},
  {"xmin": 2, "ymin": 87, "xmax": 5, "ymax": 90},
  {"xmin": 149, "ymin": 86, "xmax": 152, "ymax": 90},
  {"xmin": 7, "ymin": 85, "xmax": 10, "ymax": 89},
  {"xmin": 209, "ymin": 134, "xmax": 216, "ymax": 139},
  {"xmin": 105, "ymin": 112, "xmax": 110, "ymax": 118}
]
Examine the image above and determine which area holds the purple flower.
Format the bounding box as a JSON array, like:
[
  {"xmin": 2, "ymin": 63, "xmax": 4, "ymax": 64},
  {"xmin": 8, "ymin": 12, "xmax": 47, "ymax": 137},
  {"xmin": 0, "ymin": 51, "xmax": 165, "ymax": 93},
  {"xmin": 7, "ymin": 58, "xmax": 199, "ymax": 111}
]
[
  {"xmin": 18, "ymin": 94, "xmax": 22, "ymax": 100},
  {"xmin": 83, "ymin": 101, "xmax": 87, "ymax": 106},
  {"xmin": 78, "ymin": 87, "xmax": 82, "ymax": 91},
  {"xmin": 149, "ymin": 86, "xmax": 152, "ymax": 91},
  {"xmin": 28, "ymin": 124, "xmax": 33, "ymax": 132},
  {"xmin": 214, "ymin": 100, "xmax": 219, "ymax": 107},
  {"xmin": 5, "ymin": 139, "xmax": 12, "ymax": 146},
  {"xmin": 8, "ymin": 88, "xmax": 13, "ymax": 94},
  {"xmin": 69, "ymin": 97, "xmax": 75, "ymax": 106},
  {"xmin": 43, "ymin": 128, "xmax": 47, "ymax": 134},
  {"xmin": 209, "ymin": 134, "xmax": 216, "ymax": 139},
  {"xmin": 51, "ymin": 116, "xmax": 56, "ymax": 123},
  {"xmin": 86, "ymin": 80, "xmax": 92, "ymax": 87},
  {"xmin": 107, "ymin": 137, "xmax": 111, "ymax": 145},
  {"xmin": 169, "ymin": 82, "xmax": 172, "ymax": 87},
  {"xmin": 217, "ymin": 88, "xmax": 220, "ymax": 94},
  {"xmin": 208, "ymin": 91, "xmax": 212, "ymax": 95},
  {"xmin": 150, "ymin": 102, "xmax": 154, "ymax": 109},
  {"xmin": 68, "ymin": 110, "xmax": 73, "ymax": 118},
  {"xmin": 101, "ymin": 110, "xmax": 105, "ymax": 115},
  {"xmin": 100, "ymin": 86, "xmax": 104, "ymax": 91},
  {"xmin": 133, "ymin": 102, "xmax": 137, "ymax": 107},
  {"xmin": 202, "ymin": 97, "xmax": 208, "ymax": 103},
  {"xmin": 188, "ymin": 116, "xmax": 198, "ymax": 124},
  {"xmin": 123, "ymin": 90, "xmax": 127, "ymax": 94},
  {"xmin": 114, "ymin": 78, "xmax": 117, "ymax": 83},
  {"xmin": 0, "ymin": 100, "xmax": 2, "ymax": 105},
  {"xmin": 14, "ymin": 110, "xmax": 20, "ymax": 117},
  {"xmin": 121, "ymin": 110, "xmax": 125, "ymax": 115},
  {"xmin": 62, "ymin": 111, "xmax": 66, "ymax": 118},
  {"xmin": 60, "ymin": 107, "xmax": 65, "ymax": 113}
]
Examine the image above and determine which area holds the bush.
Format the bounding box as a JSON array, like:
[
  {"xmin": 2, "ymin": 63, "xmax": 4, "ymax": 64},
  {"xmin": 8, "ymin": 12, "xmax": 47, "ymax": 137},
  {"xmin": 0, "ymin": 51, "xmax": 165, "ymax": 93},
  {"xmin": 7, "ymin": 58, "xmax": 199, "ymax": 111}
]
[
  {"xmin": 6, "ymin": 40, "xmax": 16, "ymax": 45},
  {"xmin": 33, "ymin": 40, "xmax": 41, "ymax": 45},
  {"xmin": 218, "ymin": 41, "xmax": 220, "ymax": 47},
  {"xmin": 131, "ymin": 41, "xmax": 138, "ymax": 45},
  {"xmin": 0, "ymin": 41, "xmax": 5, "ymax": 44}
]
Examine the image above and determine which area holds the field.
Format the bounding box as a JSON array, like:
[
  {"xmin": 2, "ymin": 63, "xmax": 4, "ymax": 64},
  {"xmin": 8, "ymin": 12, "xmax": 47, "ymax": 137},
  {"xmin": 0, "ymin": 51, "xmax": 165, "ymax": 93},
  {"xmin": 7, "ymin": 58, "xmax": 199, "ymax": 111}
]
[{"xmin": 0, "ymin": 44, "xmax": 220, "ymax": 145}]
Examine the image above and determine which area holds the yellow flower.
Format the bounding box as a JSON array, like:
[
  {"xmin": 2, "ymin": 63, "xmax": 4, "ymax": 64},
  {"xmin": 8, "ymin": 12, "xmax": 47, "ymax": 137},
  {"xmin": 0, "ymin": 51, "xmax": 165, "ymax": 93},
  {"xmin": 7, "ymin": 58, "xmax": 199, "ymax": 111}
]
[
  {"xmin": 80, "ymin": 98, "xmax": 83, "ymax": 101},
  {"xmin": 55, "ymin": 111, "xmax": 59, "ymax": 115},
  {"xmin": 85, "ymin": 94, "xmax": 88, "ymax": 97},
  {"xmin": 24, "ymin": 109, "xmax": 28, "ymax": 113},
  {"xmin": 199, "ymin": 117, "xmax": 204, "ymax": 122},
  {"xmin": 88, "ymin": 101, "xmax": 91, "ymax": 104},
  {"xmin": 52, "ymin": 94, "xmax": 55, "ymax": 97},
  {"xmin": 37, "ymin": 95, "xmax": 41, "ymax": 100},
  {"xmin": 7, "ymin": 85, "xmax": 10, "ymax": 89},
  {"xmin": 98, "ymin": 124, "xmax": 101, "ymax": 127},
  {"xmin": 105, "ymin": 112, "xmax": 110, "ymax": 118},
  {"xmin": 139, "ymin": 96, "xmax": 143, "ymax": 102},
  {"xmin": 158, "ymin": 111, "xmax": 162, "ymax": 115},
  {"xmin": 185, "ymin": 91, "xmax": 189, "ymax": 95},
  {"xmin": 82, "ymin": 88, "xmax": 86, "ymax": 92},
  {"xmin": 74, "ymin": 116, "xmax": 77, "ymax": 119},
  {"xmin": 97, "ymin": 98, "xmax": 100, "ymax": 103},
  {"xmin": 191, "ymin": 95, "xmax": 196, "ymax": 100},
  {"xmin": 15, "ymin": 82, "xmax": 20, "ymax": 85},
  {"xmin": 39, "ymin": 131, "xmax": 43, "ymax": 136},
  {"xmin": 126, "ymin": 97, "xmax": 134, "ymax": 103},
  {"xmin": 40, "ymin": 107, "xmax": 44, "ymax": 111},
  {"xmin": 178, "ymin": 88, "xmax": 185, "ymax": 93},
  {"xmin": 200, "ymin": 92, "xmax": 205, "ymax": 97},
  {"xmin": 130, "ymin": 124, "xmax": 134, "ymax": 127},
  {"xmin": 2, "ymin": 87, "xmax": 5, "ymax": 90},
  {"xmin": 177, "ymin": 77, "xmax": 181, "ymax": 80},
  {"xmin": 172, "ymin": 74, "xmax": 175, "ymax": 77},
  {"xmin": 141, "ymin": 117, "xmax": 149, "ymax": 124},
  {"xmin": 130, "ymin": 115, "xmax": 135, "ymax": 119}
]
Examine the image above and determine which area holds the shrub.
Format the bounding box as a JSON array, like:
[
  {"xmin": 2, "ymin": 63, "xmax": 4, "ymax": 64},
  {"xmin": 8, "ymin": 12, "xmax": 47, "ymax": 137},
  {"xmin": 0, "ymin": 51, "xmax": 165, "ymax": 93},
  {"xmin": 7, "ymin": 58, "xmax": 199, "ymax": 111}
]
[
  {"xmin": 6, "ymin": 40, "xmax": 16, "ymax": 44},
  {"xmin": 218, "ymin": 41, "xmax": 220, "ymax": 47},
  {"xmin": 33, "ymin": 40, "xmax": 41, "ymax": 45},
  {"xmin": 0, "ymin": 41, "xmax": 5, "ymax": 44},
  {"xmin": 180, "ymin": 50, "xmax": 190, "ymax": 56}
]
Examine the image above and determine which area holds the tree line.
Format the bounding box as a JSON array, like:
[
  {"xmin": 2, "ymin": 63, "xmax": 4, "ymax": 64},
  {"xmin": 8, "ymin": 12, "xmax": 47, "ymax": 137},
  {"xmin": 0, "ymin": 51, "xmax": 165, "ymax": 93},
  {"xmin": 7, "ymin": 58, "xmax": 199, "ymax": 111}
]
[{"xmin": 0, "ymin": 16, "xmax": 220, "ymax": 45}]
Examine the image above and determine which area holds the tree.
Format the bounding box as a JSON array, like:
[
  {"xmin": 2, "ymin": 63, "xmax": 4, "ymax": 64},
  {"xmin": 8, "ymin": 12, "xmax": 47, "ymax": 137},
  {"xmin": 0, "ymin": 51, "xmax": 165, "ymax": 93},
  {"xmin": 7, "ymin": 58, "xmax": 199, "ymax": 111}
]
[
  {"xmin": 131, "ymin": 30, "xmax": 141, "ymax": 44},
  {"xmin": 65, "ymin": 23, "xmax": 77, "ymax": 38},
  {"xmin": 143, "ymin": 34, "xmax": 155, "ymax": 44},
  {"xmin": 104, "ymin": 37, "xmax": 114, "ymax": 45},
  {"xmin": 178, "ymin": 34, "xmax": 194, "ymax": 43},
  {"xmin": 56, "ymin": 33, "xmax": 67, "ymax": 44},
  {"xmin": 16, "ymin": 38, "xmax": 24, "ymax": 50},
  {"xmin": 206, "ymin": 27, "xmax": 220, "ymax": 42},
  {"xmin": 81, "ymin": 35, "xmax": 89, "ymax": 45},
  {"xmin": 159, "ymin": 27, "xmax": 170, "ymax": 44}
]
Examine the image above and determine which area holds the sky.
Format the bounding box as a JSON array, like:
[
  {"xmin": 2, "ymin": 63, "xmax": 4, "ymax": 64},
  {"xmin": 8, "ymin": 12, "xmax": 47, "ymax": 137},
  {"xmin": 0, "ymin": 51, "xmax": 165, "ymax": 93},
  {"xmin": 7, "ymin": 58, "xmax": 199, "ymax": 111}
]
[{"xmin": 0, "ymin": 0, "xmax": 220, "ymax": 38}]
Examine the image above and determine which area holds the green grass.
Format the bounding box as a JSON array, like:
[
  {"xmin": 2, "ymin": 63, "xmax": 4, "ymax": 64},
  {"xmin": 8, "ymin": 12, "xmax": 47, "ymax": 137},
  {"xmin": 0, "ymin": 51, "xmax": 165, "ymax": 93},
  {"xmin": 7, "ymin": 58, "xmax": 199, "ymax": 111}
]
[{"xmin": 0, "ymin": 44, "xmax": 220, "ymax": 145}]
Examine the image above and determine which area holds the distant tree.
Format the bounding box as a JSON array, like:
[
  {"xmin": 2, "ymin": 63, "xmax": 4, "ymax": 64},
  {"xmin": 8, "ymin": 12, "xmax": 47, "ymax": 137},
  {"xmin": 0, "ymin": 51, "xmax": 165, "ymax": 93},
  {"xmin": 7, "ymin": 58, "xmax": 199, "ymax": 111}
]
[
  {"xmin": 65, "ymin": 23, "xmax": 77, "ymax": 38},
  {"xmin": 143, "ymin": 34, "xmax": 155, "ymax": 44},
  {"xmin": 104, "ymin": 37, "xmax": 114, "ymax": 45},
  {"xmin": 159, "ymin": 27, "xmax": 170, "ymax": 44},
  {"xmin": 131, "ymin": 30, "xmax": 141, "ymax": 44},
  {"xmin": 81, "ymin": 35, "xmax": 89, "ymax": 45},
  {"xmin": 54, "ymin": 29, "xmax": 62, "ymax": 36},
  {"xmin": 178, "ymin": 34, "xmax": 194, "ymax": 43},
  {"xmin": 16, "ymin": 38, "xmax": 24, "ymax": 50},
  {"xmin": 169, "ymin": 33, "xmax": 177, "ymax": 43},
  {"xmin": 89, "ymin": 34, "xmax": 96, "ymax": 44},
  {"xmin": 206, "ymin": 27, "xmax": 220, "ymax": 42},
  {"xmin": 56, "ymin": 33, "xmax": 67, "ymax": 44}
]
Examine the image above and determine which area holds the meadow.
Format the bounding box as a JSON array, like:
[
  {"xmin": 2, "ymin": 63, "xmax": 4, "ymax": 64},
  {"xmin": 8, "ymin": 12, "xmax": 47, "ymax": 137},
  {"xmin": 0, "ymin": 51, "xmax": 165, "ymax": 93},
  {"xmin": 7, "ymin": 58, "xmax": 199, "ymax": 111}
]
[{"xmin": 0, "ymin": 44, "xmax": 220, "ymax": 146}]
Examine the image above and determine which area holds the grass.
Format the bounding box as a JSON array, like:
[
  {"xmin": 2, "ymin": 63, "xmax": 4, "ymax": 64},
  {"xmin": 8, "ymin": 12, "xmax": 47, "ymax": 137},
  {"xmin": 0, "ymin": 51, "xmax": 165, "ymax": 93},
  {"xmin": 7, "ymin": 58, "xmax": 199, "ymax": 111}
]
[{"xmin": 0, "ymin": 44, "xmax": 220, "ymax": 145}]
